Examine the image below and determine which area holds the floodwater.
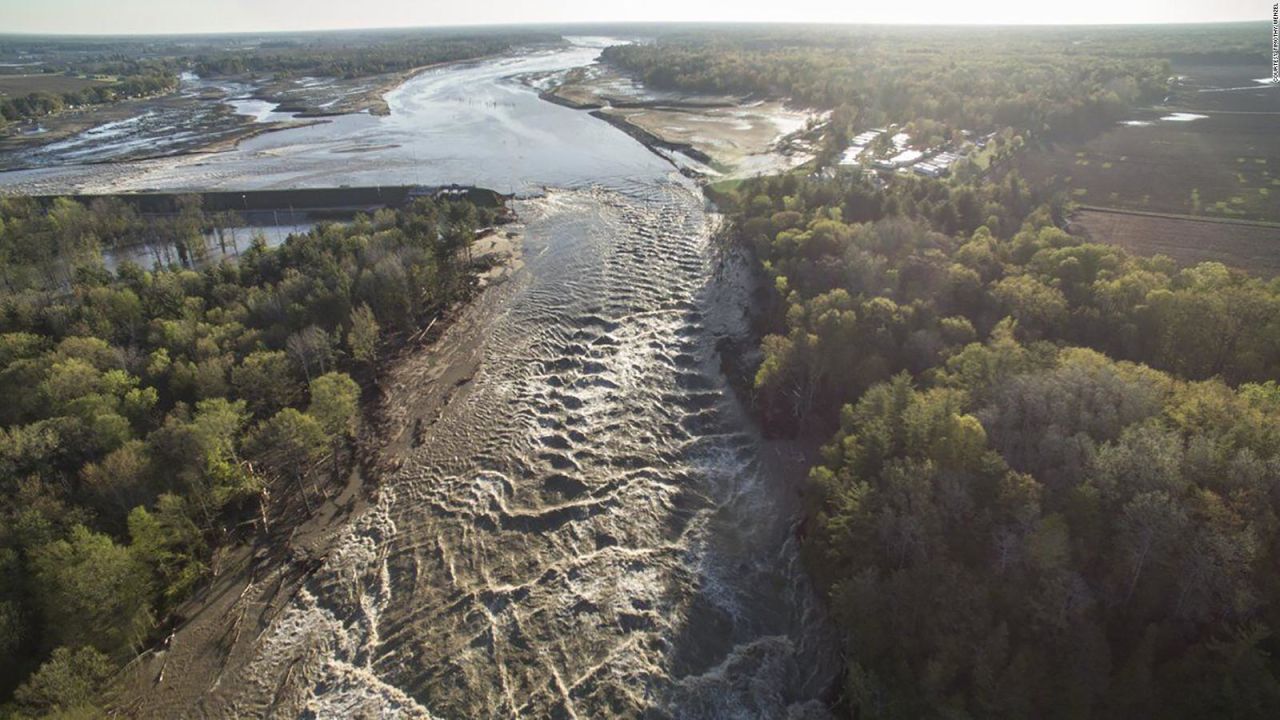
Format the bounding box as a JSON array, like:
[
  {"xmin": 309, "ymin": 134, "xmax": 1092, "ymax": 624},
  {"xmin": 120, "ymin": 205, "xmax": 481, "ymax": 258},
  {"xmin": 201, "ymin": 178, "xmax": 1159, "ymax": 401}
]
[
  {"xmin": 0, "ymin": 40, "xmax": 673, "ymax": 196},
  {"xmin": 2, "ymin": 74, "xmax": 271, "ymax": 169},
  {"xmin": 100, "ymin": 211, "xmax": 313, "ymax": 272},
  {"xmin": 7, "ymin": 38, "xmax": 838, "ymax": 718}
]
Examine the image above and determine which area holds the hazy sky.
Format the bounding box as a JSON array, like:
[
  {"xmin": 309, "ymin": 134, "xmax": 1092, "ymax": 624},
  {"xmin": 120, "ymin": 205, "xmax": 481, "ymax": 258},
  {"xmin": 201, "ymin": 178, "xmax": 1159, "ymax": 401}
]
[{"xmin": 0, "ymin": 0, "xmax": 1264, "ymax": 35}]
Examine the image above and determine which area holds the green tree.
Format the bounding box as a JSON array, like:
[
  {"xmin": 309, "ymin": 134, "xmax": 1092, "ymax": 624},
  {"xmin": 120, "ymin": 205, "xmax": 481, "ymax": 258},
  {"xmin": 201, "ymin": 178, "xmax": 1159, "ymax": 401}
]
[
  {"xmin": 30, "ymin": 526, "xmax": 153, "ymax": 656},
  {"xmin": 11, "ymin": 645, "xmax": 113, "ymax": 718},
  {"xmin": 252, "ymin": 408, "xmax": 327, "ymax": 513},
  {"xmin": 231, "ymin": 350, "xmax": 300, "ymax": 417},
  {"xmin": 346, "ymin": 303, "xmax": 380, "ymax": 365},
  {"xmin": 308, "ymin": 372, "xmax": 360, "ymax": 442}
]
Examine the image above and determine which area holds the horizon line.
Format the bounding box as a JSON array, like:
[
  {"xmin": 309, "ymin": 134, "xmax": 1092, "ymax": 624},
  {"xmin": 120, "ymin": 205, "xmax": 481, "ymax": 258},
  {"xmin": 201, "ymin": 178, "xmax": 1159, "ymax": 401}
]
[{"xmin": 0, "ymin": 17, "xmax": 1268, "ymax": 40}]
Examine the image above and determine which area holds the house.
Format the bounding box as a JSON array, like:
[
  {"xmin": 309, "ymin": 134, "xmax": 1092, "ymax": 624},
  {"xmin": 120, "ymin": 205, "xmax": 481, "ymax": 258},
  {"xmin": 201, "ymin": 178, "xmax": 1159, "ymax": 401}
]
[
  {"xmin": 876, "ymin": 149, "xmax": 923, "ymax": 170},
  {"xmin": 912, "ymin": 150, "xmax": 963, "ymax": 177},
  {"xmin": 839, "ymin": 145, "xmax": 866, "ymax": 165},
  {"xmin": 851, "ymin": 129, "xmax": 884, "ymax": 146}
]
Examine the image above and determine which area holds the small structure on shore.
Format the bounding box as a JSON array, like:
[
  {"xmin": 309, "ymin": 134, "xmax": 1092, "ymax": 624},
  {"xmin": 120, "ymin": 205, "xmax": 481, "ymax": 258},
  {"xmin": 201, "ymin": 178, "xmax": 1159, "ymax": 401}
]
[{"xmin": 876, "ymin": 149, "xmax": 922, "ymax": 170}]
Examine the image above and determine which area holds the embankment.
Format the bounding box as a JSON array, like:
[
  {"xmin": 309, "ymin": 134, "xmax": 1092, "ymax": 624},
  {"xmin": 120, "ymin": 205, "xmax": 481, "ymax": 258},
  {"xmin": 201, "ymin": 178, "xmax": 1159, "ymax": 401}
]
[{"xmin": 588, "ymin": 109, "xmax": 714, "ymax": 165}]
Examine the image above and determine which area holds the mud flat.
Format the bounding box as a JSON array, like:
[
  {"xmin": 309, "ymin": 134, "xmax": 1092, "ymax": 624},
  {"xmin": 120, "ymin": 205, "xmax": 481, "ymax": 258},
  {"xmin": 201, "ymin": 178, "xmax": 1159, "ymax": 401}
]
[
  {"xmin": 543, "ymin": 63, "xmax": 820, "ymax": 178},
  {"xmin": 541, "ymin": 64, "xmax": 744, "ymax": 110},
  {"xmin": 252, "ymin": 53, "xmax": 512, "ymax": 118},
  {"xmin": 597, "ymin": 102, "xmax": 819, "ymax": 178}
]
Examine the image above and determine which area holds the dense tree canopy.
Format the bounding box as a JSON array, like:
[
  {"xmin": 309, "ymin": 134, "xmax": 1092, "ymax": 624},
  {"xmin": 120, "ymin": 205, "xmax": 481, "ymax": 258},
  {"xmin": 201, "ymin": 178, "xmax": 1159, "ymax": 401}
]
[
  {"xmin": 721, "ymin": 167, "xmax": 1280, "ymax": 717},
  {"xmin": 0, "ymin": 195, "xmax": 498, "ymax": 715},
  {"xmin": 603, "ymin": 26, "xmax": 1174, "ymax": 152}
]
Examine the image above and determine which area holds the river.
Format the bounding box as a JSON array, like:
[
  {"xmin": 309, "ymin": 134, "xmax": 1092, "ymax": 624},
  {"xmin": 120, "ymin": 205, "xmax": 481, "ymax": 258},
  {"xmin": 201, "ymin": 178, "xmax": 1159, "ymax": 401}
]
[{"xmin": 6, "ymin": 37, "xmax": 838, "ymax": 718}]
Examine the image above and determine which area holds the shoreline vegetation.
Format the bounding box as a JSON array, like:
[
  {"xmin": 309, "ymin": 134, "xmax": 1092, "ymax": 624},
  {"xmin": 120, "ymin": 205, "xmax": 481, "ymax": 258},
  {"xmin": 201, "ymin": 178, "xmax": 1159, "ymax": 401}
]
[{"xmin": 0, "ymin": 189, "xmax": 520, "ymax": 717}]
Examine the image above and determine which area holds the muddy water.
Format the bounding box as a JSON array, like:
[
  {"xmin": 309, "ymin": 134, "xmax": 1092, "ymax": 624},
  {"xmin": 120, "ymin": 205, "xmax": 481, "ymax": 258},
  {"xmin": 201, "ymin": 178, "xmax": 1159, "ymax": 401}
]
[
  {"xmin": 4, "ymin": 38, "xmax": 838, "ymax": 718},
  {"xmin": 207, "ymin": 178, "xmax": 836, "ymax": 718}
]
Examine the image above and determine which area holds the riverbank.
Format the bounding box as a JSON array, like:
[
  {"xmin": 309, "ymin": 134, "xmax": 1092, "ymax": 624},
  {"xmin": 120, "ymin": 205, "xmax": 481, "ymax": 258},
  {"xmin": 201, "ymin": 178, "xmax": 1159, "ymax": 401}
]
[
  {"xmin": 254, "ymin": 48, "xmax": 522, "ymax": 118},
  {"xmin": 108, "ymin": 222, "xmax": 524, "ymax": 717},
  {"xmin": 0, "ymin": 48, "xmax": 538, "ymax": 174},
  {"xmin": 542, "ymin": 63, "xmax": 821, "ymax": 179}
]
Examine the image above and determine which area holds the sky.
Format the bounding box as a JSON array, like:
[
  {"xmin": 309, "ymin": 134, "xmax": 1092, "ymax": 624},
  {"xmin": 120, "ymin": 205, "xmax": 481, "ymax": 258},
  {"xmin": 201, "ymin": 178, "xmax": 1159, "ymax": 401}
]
[{"xmin": 0, "ymin": 0, "xmax": 1264, "ymax": 35}]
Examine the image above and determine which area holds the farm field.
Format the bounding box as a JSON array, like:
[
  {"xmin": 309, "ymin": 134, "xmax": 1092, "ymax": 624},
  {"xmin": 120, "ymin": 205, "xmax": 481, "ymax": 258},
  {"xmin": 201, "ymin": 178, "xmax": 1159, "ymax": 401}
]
[
  {"xmin": 0, "ymin": 73, "xmax": 107, "ymax": 97},
  {"xmin": 1017, "ymin": 112, "xmax": 1278, "ymax": 221},
  {"xmin": 1014, "ymin": 60, "xmax": 1280, "ymax": 222},
  {"xmin": 1070, "ymin": 206, "xmax": 1280, "ymax": 277}
]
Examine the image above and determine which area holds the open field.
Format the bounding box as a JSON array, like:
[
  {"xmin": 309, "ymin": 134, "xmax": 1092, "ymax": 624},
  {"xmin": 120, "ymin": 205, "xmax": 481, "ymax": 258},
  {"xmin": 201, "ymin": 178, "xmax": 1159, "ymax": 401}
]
[
  {"xmin": 1069, "ymin": 206, "xmax": 1280, "ymax": 277},
  {"xmin": 1013, "ymin": 60, "xmax": 1280, "ymax": 223},
  {"xmin": 0, "ymin": 73, "xmax": 107, "ymax": 97},
  {"xmin": 1017, "ymin": 112, "xmax": 1278, "ymax": 222}
]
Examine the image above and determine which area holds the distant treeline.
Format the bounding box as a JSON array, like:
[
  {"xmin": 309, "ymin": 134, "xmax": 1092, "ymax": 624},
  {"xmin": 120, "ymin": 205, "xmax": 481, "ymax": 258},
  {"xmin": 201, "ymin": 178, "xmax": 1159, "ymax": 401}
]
[
  {"xmin": 1, "ymin": 29, "xmax": 558, "ymax": 127},
  {"xmin": 601, "ymin": 25, "xmax": 1180, "ymax": 158},
  {"xmin": 0, "ymin": 194, "xmax": 500, "ymax": 716},
  {"xmin": 720, "ymin": 167, "xmax": 1280, "ymax": 717},
  {"xmin": 189, "ymin": 30, "xmax": 557, "ymax": 78}
]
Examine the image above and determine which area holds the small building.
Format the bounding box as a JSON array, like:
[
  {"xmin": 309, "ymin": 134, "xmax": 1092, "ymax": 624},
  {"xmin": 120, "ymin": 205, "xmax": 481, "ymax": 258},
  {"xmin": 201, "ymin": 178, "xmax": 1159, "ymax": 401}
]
[
  {"xmin": 851, "ymin": 129, "xmax": 884, "ymax": 146},
  {"xmin": 914, "ymin": 162, "xmax": 944, "ymax": 177},
  {"xmin": 876, "ymin": 149, "xmax": 923, "ymax": 170},
  {"xmin": 912, "ymin": 150, "xmax": 963, "ymax": 177},
  {"xmin": 839, "ymin": 145, "xmax": 866, "ymax": 165}
]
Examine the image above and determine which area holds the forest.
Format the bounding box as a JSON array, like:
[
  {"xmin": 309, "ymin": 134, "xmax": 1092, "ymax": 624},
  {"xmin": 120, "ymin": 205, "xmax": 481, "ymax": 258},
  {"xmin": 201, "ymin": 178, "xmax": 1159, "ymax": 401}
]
[
  {"xmin": 188, "ymin": 28, "xmax": 557, "ymax": 79},
  {"xmin": 602, "ymin": 26, "xmax": 1177, "ymax": 146},
  {"xmin": 718, "ymin": 168, "xmax": 1280, "ymax": 717},
  {"xmin": 0, "ymin": 194, "xmax": 497, "ymax": 717}
]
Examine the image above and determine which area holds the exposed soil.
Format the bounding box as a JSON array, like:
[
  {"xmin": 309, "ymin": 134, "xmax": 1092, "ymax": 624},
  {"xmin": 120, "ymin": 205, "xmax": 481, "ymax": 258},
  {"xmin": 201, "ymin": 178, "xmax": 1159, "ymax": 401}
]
[
  {"xmin": 598, "ymin": 102, "xmax": 817, "ymax": 177},
  {"xmin": 1013, "ymin": 61, "xmax": 1280, "ymax": 224},
  {"xmin": 107, "ymin": 227, "xmax": 524, "ymax": 718},
  {"xmin": 542, "ymin": 63, "xmax": 819, "ymax": 179},
  {"xmin": 1069, "ymin": 206, "xmax": 1280, "ymax": 278}
]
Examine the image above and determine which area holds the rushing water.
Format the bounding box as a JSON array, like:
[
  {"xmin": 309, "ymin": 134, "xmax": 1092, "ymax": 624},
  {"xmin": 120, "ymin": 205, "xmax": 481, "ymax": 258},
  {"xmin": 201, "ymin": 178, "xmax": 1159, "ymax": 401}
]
[{"xmin": 5, "ymin": 38, "xmax": 838, "ymax": 718}]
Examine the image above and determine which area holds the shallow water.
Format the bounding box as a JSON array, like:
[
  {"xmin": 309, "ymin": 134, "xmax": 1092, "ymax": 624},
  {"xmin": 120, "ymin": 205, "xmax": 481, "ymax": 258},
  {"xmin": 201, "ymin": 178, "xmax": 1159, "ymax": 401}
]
[{"xmin": 0, "ymin": 41, "xmax": 673, "ymax": 195}]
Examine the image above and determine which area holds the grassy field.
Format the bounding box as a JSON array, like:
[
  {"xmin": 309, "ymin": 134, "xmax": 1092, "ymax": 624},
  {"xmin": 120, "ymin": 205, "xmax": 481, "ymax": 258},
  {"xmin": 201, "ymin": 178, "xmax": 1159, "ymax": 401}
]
[
  {"xmin": 1070, "ymin": 206, "xmax": 1280, "ymax": 277},
  {"xmin": 1018, "ymin": 113, "xmax": 1278, "ymax": 221},
  {"xmin": 0, "ymin": 73, "xmax": 107, "ymax": 98},
  {"xmin": 1013, "ymin": 60, "xmax": 1279, "ymax": 223}
]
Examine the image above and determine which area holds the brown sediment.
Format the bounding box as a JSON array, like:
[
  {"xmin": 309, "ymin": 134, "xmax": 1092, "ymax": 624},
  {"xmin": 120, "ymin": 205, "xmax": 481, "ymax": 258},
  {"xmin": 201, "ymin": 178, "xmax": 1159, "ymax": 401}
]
[
  {"xmin": 255, "ymin": 50, "xmax": 518, "ymax": 119},
  {"xmin": 588, "ymin": 109, "xmax": 715, "ymax": 166},
  {"xmin": 1, "ymin": 51, "xmax": 516, "ymax": 171},
  {"xmin": 540, "ymin": 66, "xmax": 818, "ymax": 179},
  {"xmin": 106, "ymin": 224, "xmax": 523, "ymax": 718}
]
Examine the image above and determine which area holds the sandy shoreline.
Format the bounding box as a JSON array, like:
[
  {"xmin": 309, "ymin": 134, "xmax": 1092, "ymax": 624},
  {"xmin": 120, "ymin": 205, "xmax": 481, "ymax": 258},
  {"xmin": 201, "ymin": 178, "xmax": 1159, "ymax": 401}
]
[
  {"xmin": 0, "ymin": 48, "xmax": 529, "ymax": 179},
  {"xmin": 543, "ymin": 63, "xmax": 821, "ymax": 179}
]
